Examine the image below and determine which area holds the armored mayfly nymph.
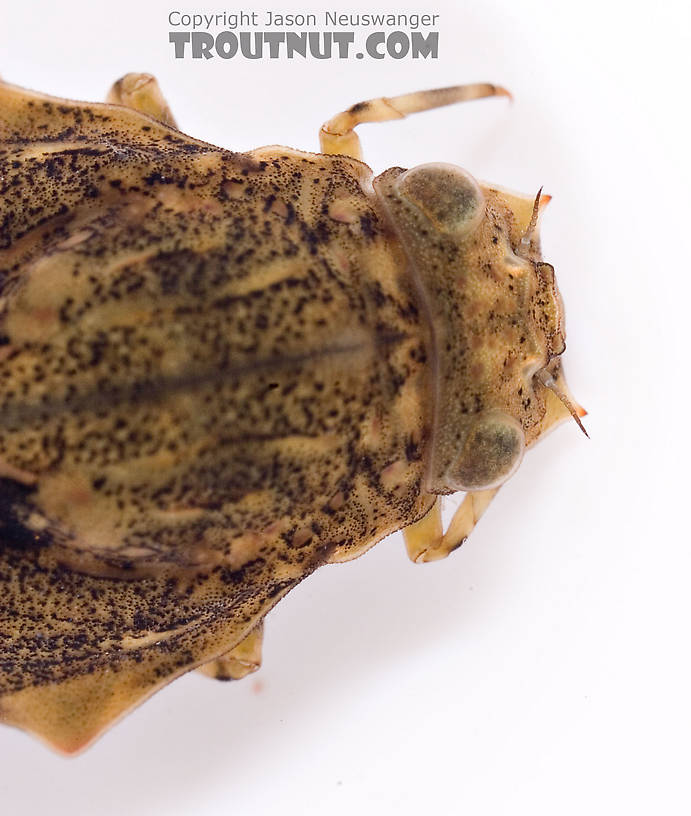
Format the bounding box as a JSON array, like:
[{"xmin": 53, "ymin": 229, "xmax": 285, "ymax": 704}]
[{"xmin": 0, "ymin": 74, "xmax": 584, "ymax": 753}]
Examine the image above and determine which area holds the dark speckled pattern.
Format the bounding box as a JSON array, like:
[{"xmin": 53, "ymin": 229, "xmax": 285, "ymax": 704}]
[
  {"xmin": 0, "ymin": 77, "xmax": 579, "ymax": 752},
  {"xmin": 0, "ymin": 82, "xmax": 434, "ymax": 750}
]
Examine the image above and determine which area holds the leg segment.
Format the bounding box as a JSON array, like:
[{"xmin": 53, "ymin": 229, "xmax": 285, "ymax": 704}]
[
  {"xmin": 403, "ymin": 488, "xmax": 500, "ymax": 563},
  {"xmin": 197, "ymin": 623, "xmax": 264, "ymax": 681},
  {"xmin": 319, "ymin": 83, "xmax": 511, "ymax": 160},
  {"xmin": 106, "ymin": 73, "xmax": 177, "ymax": 128}
]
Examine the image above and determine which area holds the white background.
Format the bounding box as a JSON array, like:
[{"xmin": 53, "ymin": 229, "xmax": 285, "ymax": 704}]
[{"xmin": 1, "ymin": 0, "xmax": 690, "ymax": 813}]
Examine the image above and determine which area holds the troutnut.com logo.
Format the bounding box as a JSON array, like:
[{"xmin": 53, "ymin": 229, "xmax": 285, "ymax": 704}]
[{"xmin": 168, "ymin": 11, "xmax": 440, "ymax": 59}]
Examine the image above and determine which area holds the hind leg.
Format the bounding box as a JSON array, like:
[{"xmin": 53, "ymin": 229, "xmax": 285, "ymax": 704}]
[{"xmin": 197, "ymin": 624, "xmax": 264, "ymax": 681}]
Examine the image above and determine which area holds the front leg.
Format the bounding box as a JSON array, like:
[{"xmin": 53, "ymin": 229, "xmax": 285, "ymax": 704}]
[
  {"xmin": 106, "ymin": 73, "xmax": 177, "ymax": 127},
  {"xmin": 403, "ymin": 489, "xmax": 500, "ymax": 563},
  {"xmin": 319, "ymin": 82, "xmax": 510, "ymax": 161}
]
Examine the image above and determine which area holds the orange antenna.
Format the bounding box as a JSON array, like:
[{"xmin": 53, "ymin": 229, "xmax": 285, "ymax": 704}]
[
  {"xmin": 536, "ymin": 369, "xmax": 589, "ymax": 438},
  {"xmin": 521, "ymin": 187, "xmax": 543, "ymax": 247}
]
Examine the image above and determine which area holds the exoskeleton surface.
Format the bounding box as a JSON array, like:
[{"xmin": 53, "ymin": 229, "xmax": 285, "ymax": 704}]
[{"xmin": 0, "ymin": 75, "xmax": 583, "ymax": 752}]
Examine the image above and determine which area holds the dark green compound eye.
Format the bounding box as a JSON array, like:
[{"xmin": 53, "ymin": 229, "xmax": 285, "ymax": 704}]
[
  {"xmin": 396, "ymin": 163, "xmax": 485, "ymax": 235},
  {"xmin": 447, "ymin": 411, "xmax": 526, "ymax": 491}
]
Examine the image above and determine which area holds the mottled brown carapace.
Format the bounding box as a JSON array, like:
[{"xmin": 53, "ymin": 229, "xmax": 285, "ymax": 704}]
[{"xmin": 0, "ymin": 75, "xmax": 583, "ymax": 753}]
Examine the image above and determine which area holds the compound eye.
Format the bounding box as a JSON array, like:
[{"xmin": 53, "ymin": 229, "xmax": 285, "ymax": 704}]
[
  {"xmin": 447, "ymin": 411, "xmax": 525, "ymax": 491},
  {"xmin": 396, "ymin": 163, "xmax": 485, "ymax": 235}
]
